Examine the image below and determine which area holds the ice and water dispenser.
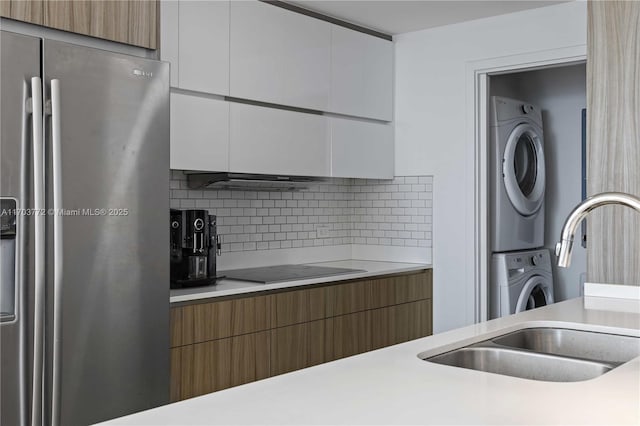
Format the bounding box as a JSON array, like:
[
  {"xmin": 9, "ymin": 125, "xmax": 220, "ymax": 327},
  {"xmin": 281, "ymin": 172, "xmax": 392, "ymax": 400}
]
[{"xmin": 0, "ymin": 198, "xmax": 16, "ymax": 322}]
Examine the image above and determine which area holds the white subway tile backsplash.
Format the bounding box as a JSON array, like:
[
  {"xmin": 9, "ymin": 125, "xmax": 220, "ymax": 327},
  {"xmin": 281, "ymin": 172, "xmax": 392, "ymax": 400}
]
[{"xmin": 170, "ymin": 173, "xmax": 433, "ymax": 254}]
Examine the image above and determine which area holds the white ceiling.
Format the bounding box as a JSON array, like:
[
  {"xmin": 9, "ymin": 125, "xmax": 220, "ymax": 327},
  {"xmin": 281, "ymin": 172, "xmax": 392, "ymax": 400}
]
[{"xmin": 287, "ymin": 1, "xmax": 569, "ymax": 35}]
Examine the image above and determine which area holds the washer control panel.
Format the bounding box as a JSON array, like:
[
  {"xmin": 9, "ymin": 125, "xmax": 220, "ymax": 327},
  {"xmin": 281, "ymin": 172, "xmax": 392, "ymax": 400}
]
[{"xmin": 503, "ymin": 250, "xmax": 551, "ymax": 275}]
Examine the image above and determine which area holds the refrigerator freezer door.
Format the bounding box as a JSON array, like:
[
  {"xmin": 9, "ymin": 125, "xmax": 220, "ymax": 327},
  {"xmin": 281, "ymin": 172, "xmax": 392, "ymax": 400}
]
[
  {"xmin": 0, "ymin": 30, "xmax": 41, "ymax": 426},
  {"xmin": 42, "ymin": 40, "xmax": 170, "ymax": 425}
]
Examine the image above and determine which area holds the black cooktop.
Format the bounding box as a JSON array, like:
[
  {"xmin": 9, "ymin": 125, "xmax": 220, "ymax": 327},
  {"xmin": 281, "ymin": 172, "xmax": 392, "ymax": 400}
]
[{"xmin": 221, "ymin": 264, "xmax": 366, "ymax": 284}]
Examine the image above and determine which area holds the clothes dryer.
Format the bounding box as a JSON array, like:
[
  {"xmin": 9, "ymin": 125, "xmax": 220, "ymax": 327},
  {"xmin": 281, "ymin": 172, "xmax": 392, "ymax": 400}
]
[
  {"xmin": 490, "ymin": 249, "xmax": 554, "ymax": 319},
  {"xmin": 490, "ymin": 96, "xmax": 546, "ymax": 252}
]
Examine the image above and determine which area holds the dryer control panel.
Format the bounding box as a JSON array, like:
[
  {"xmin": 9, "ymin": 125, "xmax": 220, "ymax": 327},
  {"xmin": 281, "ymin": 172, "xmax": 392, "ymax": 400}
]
[{"xmin": 491, "ymin": 96, "xmax": 543, "ymax": 125}]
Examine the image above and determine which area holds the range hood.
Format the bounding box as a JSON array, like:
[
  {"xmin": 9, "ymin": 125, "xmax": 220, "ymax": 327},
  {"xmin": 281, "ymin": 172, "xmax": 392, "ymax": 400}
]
[{"xmin": 185, "ymin": 172, "xmax": 325, "ymax": 191}]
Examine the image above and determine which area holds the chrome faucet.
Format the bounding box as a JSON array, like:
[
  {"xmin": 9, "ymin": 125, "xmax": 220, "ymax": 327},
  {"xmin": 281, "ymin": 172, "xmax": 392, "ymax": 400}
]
[{"xmin": 555, "ymin": 192, "xmax": 640, "ymax": 267}]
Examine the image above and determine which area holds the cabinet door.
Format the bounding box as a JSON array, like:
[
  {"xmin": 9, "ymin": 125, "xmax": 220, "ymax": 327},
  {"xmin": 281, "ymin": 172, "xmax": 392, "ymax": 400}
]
[
  {"xmin": 159, "ymin": 0, "xmax": 179, "ymax": 87},
  {"xmin": 178, "ymin": 0, "xmax": 229, "ymax": 94},
  {"xmin": 170, "ymin": 348, "xmax": 182, "ymax": 402},
  {"xmin": 270, "ymin": 319, "xmax": 328, "ymax": 375},
  {"xmin": 330, "ymin": 311, "xmax": 372, "ymax": 360},
  {"xmin": 229, "ymin": 103, "xmax": 330, "ymax": 176},
  {"xmin": 273, "ymin": 289, "xmax": 310, "ymax": 328},
  {"xmin": 272, "ymin": 287, "xmax": 326, "ymax": 328},
  {"xmin": 330, "ymin": 117, "xmax": 394, "ymax": 179},
  {"xmin": 42, "ymin": 0, "xmax": 156, "ymax": 49},
  {"xmin": 394, "ymin": 270, "xmax": 432, "ymax": 304},
  {"xmin": 178, "ymin": 294, "xmax": 272, "ymax": 345},
  {"xmin": 366, "ymin": 276, "xmax": 397, "ymax": 310},
  {"xmin": 177, "ymin": 331, "xmax": 269, "ymax": 399},
  {"xmin": 170, "ymin": 92, "xmax": 229, "ymax": 172},
  {"xmin": 325, "ymin": 280, "xmax": 368, "ymax": 317},
  {"xmin": 330, "ymin": 25, "xmax": 393, "ymax": 121},
  {"xmin": 127, "ymin": 0, "xmax": 156, "ymax": 49},
  {"xmin": 371, "ymin": 300, "xmax": 432, "ymax": 349},
  {"xmin": 230, "ymin": 1, "xmax": 330, "ymax": 111},
  {"xmin": 0, "ymin": 0, "xmax": 44, "ymax": 25},
  {"xmin": 270, "ymin": 323, "xmax": 308, "ymax": 376}
]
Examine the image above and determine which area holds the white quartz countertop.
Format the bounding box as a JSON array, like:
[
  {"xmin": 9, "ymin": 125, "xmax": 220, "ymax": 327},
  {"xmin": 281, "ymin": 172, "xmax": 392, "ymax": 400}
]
[
  {"xmin": 170, "ymin": 260, "xmax": 431, "ymax": 304},
  {"xmin": 99, "ymin": 297, "xmax": 640, "ymax": 425}
]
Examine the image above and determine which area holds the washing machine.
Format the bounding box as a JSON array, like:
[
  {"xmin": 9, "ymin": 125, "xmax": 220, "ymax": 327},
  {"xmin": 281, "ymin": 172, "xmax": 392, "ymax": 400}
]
[
  {"xmin": 490, "ymin": 96, "xmax": 546, "ymax": 252},
  {"xmin": 490, "ymin": 249, "xmax": 554, "ymax": 319}
]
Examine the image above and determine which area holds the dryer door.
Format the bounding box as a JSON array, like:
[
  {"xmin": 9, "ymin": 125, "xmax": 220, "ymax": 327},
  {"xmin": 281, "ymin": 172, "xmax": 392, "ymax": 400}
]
[
  {"xmin": 515, "ymin": 275, "xmax": 554, "ymax": 313},
  {"xmin": 503, "ymin": 123, "xmax": 545, "ymax": 216}
]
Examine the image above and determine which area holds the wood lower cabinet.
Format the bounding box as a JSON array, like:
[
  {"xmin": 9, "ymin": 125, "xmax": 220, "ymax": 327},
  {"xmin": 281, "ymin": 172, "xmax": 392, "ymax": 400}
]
[
  {"xmin": 173, "ymin": 331, "xmax": 270, "ymax": 400},
  {"xmin": 170, "ymin": 269, "xmax": 432, "ymax": 401},
  {"xmin": 270, "ymin": 323, "xmax": 309, "ymax": 376},
  {"xmin": 0, "ymin": 0, "xmax": 156, "ymax": 49},
  {"xmin": 175, "ymin": 294, "xmax": 272, "ymax": 345},
  {"xmin": 330, "ymin": 311, "xmax": 372, "ymax": 360},
  {"xmin": 370, "ymin": 299, "xmax": 432, "ymax": 350}
]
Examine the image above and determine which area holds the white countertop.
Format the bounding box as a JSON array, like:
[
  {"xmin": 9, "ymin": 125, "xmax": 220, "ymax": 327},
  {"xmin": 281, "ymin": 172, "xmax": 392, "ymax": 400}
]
[
  {"xmin": 170, "ymin": 260, "xmax": 431, "ymax": 304},
  {"xmin": 100, "ymin": 297, "xmax": 640, "ymax": 425}
]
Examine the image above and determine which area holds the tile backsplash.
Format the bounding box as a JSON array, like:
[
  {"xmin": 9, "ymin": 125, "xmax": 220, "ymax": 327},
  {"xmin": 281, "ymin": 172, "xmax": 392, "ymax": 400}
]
[{"xmin": 170, "ymin": 172, "xmax": 433, "ymax": 254}]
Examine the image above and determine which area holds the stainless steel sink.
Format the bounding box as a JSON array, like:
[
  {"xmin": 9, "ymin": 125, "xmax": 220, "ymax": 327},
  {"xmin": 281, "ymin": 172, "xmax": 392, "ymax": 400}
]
[
  {"xmin": 421, "ymin": 327, "xmax": 640, "ymax": 382},
  {"xmin": 492, "ymin": 328, "xmax": 640, "ymax": 364},
  {"xmin": 428, "ymin": 346, "xmax": 613, "ymax": 382}
]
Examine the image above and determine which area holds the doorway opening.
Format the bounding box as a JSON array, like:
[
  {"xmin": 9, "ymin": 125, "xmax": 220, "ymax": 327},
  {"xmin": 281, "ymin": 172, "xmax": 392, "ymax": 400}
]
[
  {"xmin": 468, "ymin": 46, "xmax": 587, "ymax": 322},
  {"xmin": 488, "ymin": 64, "xmax": 587, "ymax": 317}
]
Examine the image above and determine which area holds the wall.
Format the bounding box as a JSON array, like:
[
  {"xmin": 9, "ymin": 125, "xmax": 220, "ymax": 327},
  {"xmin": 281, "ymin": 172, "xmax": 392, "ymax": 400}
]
[
  {"xmin": 587, "ymin": 1, "xmax": 640, "ymax": 286},
  {"xmin": 170, "ymin": 172, "xmax": 433, "ymax": 266},
  {"xmin": 394, "ymin": 1, "xmax": 587, "ymax": 332},
  {"xmin": 490, "ymin": 63, "xmax": 588, "ymax": 300}
]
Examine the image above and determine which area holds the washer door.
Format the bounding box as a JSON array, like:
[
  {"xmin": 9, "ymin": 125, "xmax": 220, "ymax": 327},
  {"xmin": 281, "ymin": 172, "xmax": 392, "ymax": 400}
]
[
  {"xmin": 503, "ymin": 123, "xmax": 545, "ymax": 216},
  {"xmin": 515, "ymin": 276, "xmax": 554, "ymax": 313}
]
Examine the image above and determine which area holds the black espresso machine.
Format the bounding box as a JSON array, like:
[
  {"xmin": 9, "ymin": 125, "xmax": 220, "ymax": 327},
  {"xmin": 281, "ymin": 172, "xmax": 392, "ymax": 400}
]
[{"xmin": 170, "ymin": 209, "xmax": 222, "ymax": 288}]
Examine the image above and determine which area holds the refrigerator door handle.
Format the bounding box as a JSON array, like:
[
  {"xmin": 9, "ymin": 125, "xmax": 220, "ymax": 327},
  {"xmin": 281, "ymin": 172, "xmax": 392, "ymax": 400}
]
[
  {"xmin": 16, "ymin": 80, "xmax": 32, "ymax": 426},
  {"xmin": 30, "ymin": 76, "xmax": 45, "ymax": 426},
  {"xmin": 50, "ymin": 79, "xmax": 63, "ymax": 426}
]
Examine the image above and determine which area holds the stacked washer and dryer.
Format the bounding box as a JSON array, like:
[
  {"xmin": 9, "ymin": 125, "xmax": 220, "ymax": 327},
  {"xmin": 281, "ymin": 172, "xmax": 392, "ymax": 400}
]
[{"xmin": 489, "ymin": 96, "xmax": 554, "ymax": 319}]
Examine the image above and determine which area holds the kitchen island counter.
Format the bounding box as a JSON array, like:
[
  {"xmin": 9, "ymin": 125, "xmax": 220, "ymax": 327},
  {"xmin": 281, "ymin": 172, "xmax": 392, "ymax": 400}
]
[
  {"xmin": 99, "ymin": 296, "xmax": 640, "ymax": 425},
  {"xmin": 170, "ymin": 260, "xmax": 431, "ymax": 304}
]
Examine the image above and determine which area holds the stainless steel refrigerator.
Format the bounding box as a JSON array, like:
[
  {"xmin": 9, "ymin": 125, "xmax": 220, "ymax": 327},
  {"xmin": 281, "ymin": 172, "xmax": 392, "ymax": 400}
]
[{"xmin": 1, "ymin": 30, "xmax": 170, "ymax": 426}]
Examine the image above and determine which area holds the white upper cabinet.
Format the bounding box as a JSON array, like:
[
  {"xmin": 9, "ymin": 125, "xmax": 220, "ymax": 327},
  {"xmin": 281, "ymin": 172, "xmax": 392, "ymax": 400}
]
[
  {"xmin": 329, "ymin": 26, "xmax": 394, "ymax": 121},
  {"xmin": 170, "ymin": 93, "xmax": 230, "ymax": 172},
  {"xmin": 161, "ymin": 0, "xmax": 230, "ymax": 95},
  {"xmin": 230, "ymin": 1, "xmax": 331, "ymax": 111},
  {"xmin": 330, "ymin": 118, "xmax": 394, "ymax": 179},
  {"xmin": 160, "ymin": 0, "xmax": 180, "ymax": 87},
  {"xmin": 162, "ymin": 0, "xmax": 394, "ymax": 177},
  {"xmin": 229, "ymin": 103, "xmax": 330, "ymax": 177}
]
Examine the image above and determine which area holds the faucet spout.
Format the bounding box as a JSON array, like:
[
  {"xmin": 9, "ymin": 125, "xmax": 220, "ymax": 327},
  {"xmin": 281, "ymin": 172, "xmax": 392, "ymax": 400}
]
[{"xmin": 555, "ymin": 192, "xmax": 640, "ymax": 267}]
